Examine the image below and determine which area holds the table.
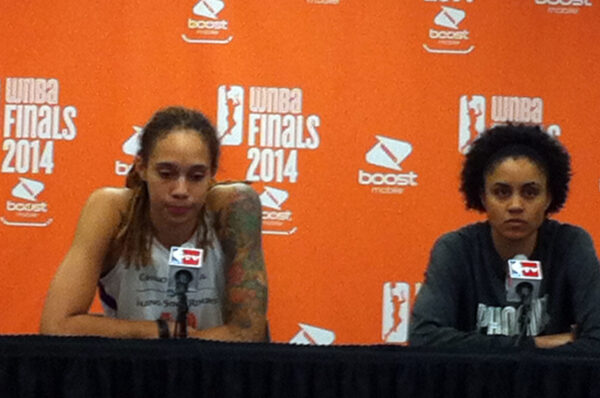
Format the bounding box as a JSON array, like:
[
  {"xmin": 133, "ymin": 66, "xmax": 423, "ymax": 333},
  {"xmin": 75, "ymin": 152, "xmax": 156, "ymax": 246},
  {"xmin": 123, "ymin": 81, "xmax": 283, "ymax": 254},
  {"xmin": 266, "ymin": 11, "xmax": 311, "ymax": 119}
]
[{"xmin": 2, "ymin": 335, "xmax": 600, "ymax": 397}]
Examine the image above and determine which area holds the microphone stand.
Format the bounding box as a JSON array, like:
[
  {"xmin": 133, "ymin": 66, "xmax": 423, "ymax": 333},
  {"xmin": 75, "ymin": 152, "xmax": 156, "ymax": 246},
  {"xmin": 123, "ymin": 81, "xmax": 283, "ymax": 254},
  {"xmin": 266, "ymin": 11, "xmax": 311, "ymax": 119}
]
[
  {"xmin": 516, "ymin": 283, "xmax": 533, "ymax": 346},
  {"xmin": 173, "ymin": 270, "xmax": 192, "ymax": 339}
]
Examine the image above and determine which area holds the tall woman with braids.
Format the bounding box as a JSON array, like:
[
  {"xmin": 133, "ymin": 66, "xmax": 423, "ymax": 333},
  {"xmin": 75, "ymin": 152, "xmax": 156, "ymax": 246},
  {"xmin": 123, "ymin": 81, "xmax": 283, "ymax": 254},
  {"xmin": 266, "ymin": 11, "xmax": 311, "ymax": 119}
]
[
  {"xmin": 40, "ymin": 106, "xmax": 268, "ymax": 341},
  {"xmin": 409, "ymin": 124, "xmax": 600, "ymax": 351}
]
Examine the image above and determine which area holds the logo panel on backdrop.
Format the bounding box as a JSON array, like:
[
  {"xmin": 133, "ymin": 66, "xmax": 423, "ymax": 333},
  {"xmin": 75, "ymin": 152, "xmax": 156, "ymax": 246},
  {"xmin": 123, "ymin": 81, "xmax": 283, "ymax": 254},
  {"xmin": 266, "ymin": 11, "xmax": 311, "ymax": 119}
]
[
  {"xmin": 217, "ymin": 85, "xmax": 244, "ymax": 146},
  {"xmin": 290, "ymin": 323, "xmax": 336, "ymax": 345},
  {"xmin": 457, "ymin": 94, "xmax": 562, "ymax": 153},
  {"xmin": 259, "ymin": 186, "xmax": 296, "ymax": 235},
  {"xmin": 423, "ymin": 1, "xmax": 476, "ymax": 55},
  {"xmin": 1, "ymin": 177, "xmax": 51, "ymax": 227},
  {"xmin": 182, "ymin": 0, "xmax": 233, "ymax": 44},
  {"xmin": 381, "ymin": 282, "xmax": 423, "ymax": 343},
  {"xmin": 534, "ymin": 0, "xmax": 593, "ymax": 14},
  {"xmin": 216, "ymin": 84, "xmax": 324, "ymax": 235},
  {"xmin": 114, "ymin": 126, "xmax": 142, "ymax": 176},
  {"xmin": 458, "ymin": 95, "xmax": 486, "ymax": 154},
  {"xmin": 1, "ymin": 77, "xmax": 79, "ymax": 227},
  {"xmin": 382, "ymin": 282, "xmax": 411, "ymax": 343},
  {"xmin": 358, "ymin": 135, "xmax": 418, "ymax": 195}
]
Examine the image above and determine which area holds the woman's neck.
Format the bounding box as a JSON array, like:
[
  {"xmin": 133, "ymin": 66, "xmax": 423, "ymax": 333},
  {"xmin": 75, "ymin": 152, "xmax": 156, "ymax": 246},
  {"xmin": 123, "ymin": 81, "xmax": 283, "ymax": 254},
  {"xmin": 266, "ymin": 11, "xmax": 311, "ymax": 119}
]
[
  {"xmin": 152, "ymin": 221, "xmax": 197, "ymax": 249},
  {"xmin": 491, "ymin": 228, "xmax": 538, "ymax": 261}
]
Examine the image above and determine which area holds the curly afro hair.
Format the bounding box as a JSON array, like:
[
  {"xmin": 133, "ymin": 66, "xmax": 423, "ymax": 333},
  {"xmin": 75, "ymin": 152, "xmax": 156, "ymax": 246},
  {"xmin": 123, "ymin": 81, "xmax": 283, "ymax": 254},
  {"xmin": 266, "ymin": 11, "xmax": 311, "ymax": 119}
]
[{"xmin": 460, "ymin": 124, "xmax": 571, "ymax": 214}]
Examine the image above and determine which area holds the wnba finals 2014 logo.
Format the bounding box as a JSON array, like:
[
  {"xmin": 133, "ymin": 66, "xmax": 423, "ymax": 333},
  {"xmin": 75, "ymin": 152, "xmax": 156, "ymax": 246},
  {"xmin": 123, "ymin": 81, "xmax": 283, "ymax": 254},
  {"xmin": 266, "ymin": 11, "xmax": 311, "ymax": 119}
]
[{"xmin": 182, "ymin": 0, "xmax": 233, "ymax": 44}]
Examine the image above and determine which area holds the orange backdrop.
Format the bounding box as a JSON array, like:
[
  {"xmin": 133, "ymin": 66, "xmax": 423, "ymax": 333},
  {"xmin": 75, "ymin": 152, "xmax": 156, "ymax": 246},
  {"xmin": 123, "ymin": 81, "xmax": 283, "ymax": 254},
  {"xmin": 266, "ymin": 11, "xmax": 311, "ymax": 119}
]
[{"xmin": 1, "ymin": 0, "xmax": 599, "ymax": 344}]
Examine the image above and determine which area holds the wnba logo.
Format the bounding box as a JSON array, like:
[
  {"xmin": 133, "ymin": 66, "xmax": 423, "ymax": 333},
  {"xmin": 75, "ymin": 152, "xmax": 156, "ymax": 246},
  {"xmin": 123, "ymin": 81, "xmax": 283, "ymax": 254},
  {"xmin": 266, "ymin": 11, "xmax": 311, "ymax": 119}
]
[
  {"xmin": 458, "ymin": 95, "xmax": 486, "ymax": 154},
  {"xmin": 217, "ymin": 85, "xmax": 244, "ymax": 146},
  {"xmin": 382, "ymin": 282, "xmax": 410, "ymax": 343}
]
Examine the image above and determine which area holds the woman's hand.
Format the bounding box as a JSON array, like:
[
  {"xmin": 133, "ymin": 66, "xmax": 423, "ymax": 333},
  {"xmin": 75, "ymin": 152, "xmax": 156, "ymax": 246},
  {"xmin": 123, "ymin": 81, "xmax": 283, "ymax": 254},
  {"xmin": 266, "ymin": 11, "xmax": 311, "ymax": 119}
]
[
  {"xmin": 40, "ymin": 188, "xmax": 162, "ymax": 339},
  {"xmin": 534, "ymin": 333, "xmax": 574, "ymax": 348}
]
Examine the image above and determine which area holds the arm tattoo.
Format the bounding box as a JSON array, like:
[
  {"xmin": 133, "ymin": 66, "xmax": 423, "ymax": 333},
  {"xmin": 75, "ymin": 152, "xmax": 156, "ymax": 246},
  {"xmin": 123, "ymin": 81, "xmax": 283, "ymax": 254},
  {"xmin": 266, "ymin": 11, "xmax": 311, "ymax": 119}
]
[{"xmin": 218, "ymin": 187, "xmax": 268, "ymax": 334}]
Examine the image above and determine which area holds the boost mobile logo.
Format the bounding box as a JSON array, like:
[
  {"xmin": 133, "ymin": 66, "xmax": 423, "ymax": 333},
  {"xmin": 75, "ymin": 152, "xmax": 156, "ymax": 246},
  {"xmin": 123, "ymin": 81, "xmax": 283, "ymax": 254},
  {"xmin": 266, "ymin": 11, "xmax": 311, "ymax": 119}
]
[
  {"xmin": 122, "ymin": 126, "xmax": 142, "ymax": 155},
  {"xmin": 366, "ymin": 135, "xmax": 412, "ymax": 171},
  {"xmin": 260, "ymin": 186, "xmax": 297, "ymax": 236},
  {"xmin": 535, "ymin": 0, "xmax": 592, "ymax": 14},
  {"xmin": 114, "ymin": 126, "xmax": 142, "ymax": 176},
  {"xmin": 193, "ymin": 0, "xmax": 224, "ymax": 18},
  {"xmin": 359, "ymin": 136, "xmax": 418, "ymax": 194},
  {"xmin": 434, "ymin": 6, "xmax": 465, "ymax": 29},
  {"xmin": 260, "ymin": 186, "xmax": 288, "ymax": 210},
  {"xmin": 290, "ymin": 323, "xmax": 336, "ymax": 345},
  {"xmin": 12, "ymin": 177, "xmax": 44, "ymax": 201},
  {"xmin": 182, "ymin": 0, "xmax": 233, "ymax": 44},
  {"xmin": 1, "ymin": 177, "xmax": 52, "ymax": 227},
  {"xmin": 535, "ymin": 0, "xmax": 591, "ymax": 3},
  {"xmin": 423, "ymin": 6, "xmax": 475, "ymax": 54},
  {"xmin": 217, "ymin": 85, "xmax": 244, "ymax": 146}
]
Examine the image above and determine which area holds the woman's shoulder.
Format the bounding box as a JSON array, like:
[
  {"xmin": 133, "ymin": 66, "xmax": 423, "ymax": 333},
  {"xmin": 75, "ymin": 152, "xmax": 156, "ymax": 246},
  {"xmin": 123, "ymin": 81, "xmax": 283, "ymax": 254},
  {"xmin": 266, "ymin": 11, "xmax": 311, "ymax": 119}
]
[
  {"xmin": 79, "ymin": 187, "xmax": 134, "ymax": 233},
  {"xmin": 206, "ymin": 182, "xmax": 260, "ymax": 213},
  {"xmin": 436, "ymin": 221, "xmax": 489, "ymax": 246},
  {"xmin": 542, "ymin": 219, "xmax": 594, "ymax": 245},
  {"xmin": 86, "ymin": 186, "xmax": 133, "ymax": 212},
  {"xmin": 67, "ymin": 187, "xmax": 134, "ymax": 268}
]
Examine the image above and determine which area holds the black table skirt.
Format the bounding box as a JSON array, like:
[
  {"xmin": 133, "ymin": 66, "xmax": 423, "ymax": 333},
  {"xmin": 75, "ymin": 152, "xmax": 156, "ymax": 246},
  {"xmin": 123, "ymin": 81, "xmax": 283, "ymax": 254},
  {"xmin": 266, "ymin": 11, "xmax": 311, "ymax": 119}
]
[{"xmin": 2, "ymin": 335, "xmax": 600, "ymax": 398}]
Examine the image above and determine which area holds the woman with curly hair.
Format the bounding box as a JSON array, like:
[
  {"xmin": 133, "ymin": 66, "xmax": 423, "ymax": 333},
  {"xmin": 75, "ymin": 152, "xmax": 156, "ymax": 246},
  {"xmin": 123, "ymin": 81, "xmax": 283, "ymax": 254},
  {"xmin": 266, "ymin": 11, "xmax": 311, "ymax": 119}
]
[
  {"xmin": 40, "ymin": 106, "xmax": 268, "ymax": 341},
  {"xmin": 410, "ymin": 124, "xmax": 600, "ymax": 350}
]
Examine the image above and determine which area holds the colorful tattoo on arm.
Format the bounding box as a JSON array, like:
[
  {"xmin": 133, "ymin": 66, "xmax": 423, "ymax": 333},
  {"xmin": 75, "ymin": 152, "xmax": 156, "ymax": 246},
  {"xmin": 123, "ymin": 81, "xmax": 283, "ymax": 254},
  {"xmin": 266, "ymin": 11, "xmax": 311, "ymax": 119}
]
[{"xmin": 218, "ymin": 185, "xmax": 268, "ymax": 338}]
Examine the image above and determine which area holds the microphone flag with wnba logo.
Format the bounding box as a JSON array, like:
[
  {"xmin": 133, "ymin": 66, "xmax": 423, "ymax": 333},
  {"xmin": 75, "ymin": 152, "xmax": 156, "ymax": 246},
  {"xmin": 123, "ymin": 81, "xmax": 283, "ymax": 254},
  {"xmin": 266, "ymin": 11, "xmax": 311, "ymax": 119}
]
[
  {"xmin": 168, "ymin": 247, "xmax": 204, "ymax": 291},
  {"xmin": 506, "ymin": 257, "xmax": 542, "ymax": 303}
]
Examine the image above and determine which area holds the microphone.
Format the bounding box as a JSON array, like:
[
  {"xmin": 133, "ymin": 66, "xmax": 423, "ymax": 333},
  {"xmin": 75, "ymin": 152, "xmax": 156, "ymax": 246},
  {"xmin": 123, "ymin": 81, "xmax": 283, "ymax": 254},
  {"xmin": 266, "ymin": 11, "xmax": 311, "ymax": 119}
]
[
  {"xmin": 174, "ymin": 269, "xmax": 193, "ymax": 295},
  {"xmin": 168, "ymin": 246, "xmax": 204, "ymax": 338},
  {"xmin": 505, "ymin": 254, "xmax": 543, "ymax": 304},
  {"xmin": 506, "ymin": 254, "xmax": 543, "ymax": 342}
]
